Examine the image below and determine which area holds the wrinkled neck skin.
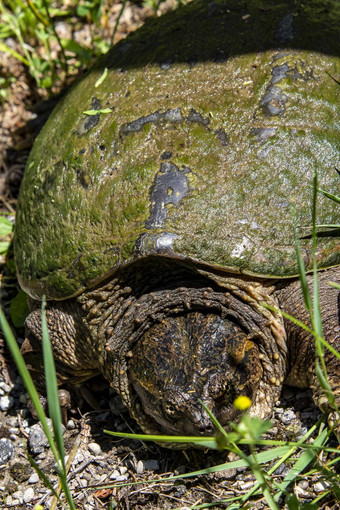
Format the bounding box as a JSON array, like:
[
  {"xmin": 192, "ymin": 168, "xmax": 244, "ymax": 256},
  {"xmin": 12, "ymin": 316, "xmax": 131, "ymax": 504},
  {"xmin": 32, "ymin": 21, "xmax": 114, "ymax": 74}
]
[{"xmin": 76, "ymin": 257, "xmax": 288, "ymax": 436}]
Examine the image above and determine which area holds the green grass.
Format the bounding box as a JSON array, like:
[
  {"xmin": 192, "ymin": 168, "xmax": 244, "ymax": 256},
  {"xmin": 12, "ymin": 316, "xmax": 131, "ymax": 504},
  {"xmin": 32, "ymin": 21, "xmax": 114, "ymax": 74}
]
[
  {"xmin": 0, "ymin": 0, "xmax": 183, "ymax": 96},
  {"xmin": 0, "ymin": 299, "xmax": 76, "ymax": 510}
]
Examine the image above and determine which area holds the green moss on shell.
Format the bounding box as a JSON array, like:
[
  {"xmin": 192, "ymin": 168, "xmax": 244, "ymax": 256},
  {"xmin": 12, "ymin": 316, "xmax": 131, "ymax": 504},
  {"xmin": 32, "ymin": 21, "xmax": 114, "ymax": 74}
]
[{"xmin": 14, "ymin": 0, "xmax": 340, "ymax": 299}]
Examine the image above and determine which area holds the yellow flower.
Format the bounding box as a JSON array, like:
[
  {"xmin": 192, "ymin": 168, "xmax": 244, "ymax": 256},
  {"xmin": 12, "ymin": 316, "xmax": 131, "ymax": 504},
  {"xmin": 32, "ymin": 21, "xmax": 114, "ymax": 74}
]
[{"xmin": 233, "ymin": 395, "xmax": 252, "ymax": 411}]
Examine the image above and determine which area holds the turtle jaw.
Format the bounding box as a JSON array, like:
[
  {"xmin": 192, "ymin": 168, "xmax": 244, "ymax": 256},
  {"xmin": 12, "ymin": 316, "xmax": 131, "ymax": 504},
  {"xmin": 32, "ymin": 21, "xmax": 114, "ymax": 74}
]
[{"xmin": 129, "ymin": 382, "xmax": 245, "ymax": 437}]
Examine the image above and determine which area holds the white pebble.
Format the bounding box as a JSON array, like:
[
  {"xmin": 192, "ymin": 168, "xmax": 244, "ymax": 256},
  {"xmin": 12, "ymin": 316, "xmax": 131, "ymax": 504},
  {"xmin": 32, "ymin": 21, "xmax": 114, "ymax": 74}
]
[
  {"xmin": 136, "ymin": 460, "xmax": 144, "ymax": 474},
  {"xmin": 12, "ymin": 490, "xmax": 23, "ymax": 503},
  {"xmin": 110, "ymin": 470, "xmax": 121, "ymax": 480},
  {"xmin": 0, "ymin": 395, "xmax": 14, "ymax": 411},
  {"xmin": 88, "ymin": 442, "xmax": 102, "ymax": 456},
  {"xmin": 28, "ymin": 472, "xmax": 40, "ymax": 484},
  {"xmin": 67, "ymin": 419, "xmax": 76, "ymax": 430},
  {"xmin": 294, "ymin": 486, "xmax": 310, "ymax": 498},
  {"xmin": 0, "ymin": 382, "xmax": 12, "ymax": 392},
  {"xmin": 238, "ymin": 481, "xmax": 254, "ymax": 490},
  {"xmin": 119, "ymin": 466, "xmax": 128, "ymax": 475},
  {"xmin": 314, "ymin": 481, "xmax": 330, "ymax": 493},
  {"xmin": 24, "ymin": 487, "xmax": 35, "ymax": 503}
]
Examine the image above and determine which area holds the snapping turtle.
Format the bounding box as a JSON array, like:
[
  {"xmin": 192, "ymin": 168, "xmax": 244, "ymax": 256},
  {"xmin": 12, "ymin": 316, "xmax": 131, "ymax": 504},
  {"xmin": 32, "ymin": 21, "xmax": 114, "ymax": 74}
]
[{"xmin": 15, "ymin": 0, "xmax": 340, "ymax": 439}]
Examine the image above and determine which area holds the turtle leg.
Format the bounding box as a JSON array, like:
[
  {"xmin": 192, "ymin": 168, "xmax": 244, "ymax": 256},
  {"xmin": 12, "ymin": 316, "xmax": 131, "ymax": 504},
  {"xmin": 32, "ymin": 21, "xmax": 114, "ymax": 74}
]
[
  {"xmin": 21, "ymin": 299, "xmax": 100, "ymax": 389},
  {"xmin": 277, "ymin": 267, "xmax": 340, "ymax": 435}
]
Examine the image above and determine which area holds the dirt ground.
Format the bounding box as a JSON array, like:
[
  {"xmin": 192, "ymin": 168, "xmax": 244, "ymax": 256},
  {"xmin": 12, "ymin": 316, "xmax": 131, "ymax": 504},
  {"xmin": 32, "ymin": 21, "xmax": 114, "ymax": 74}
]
[{"xmin": 0, "ymin": 1, "xmax": 339, "ymax": 509}]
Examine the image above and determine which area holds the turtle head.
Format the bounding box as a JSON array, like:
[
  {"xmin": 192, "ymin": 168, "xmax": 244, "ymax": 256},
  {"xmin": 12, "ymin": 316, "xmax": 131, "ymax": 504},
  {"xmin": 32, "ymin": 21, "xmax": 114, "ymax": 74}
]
[{"xmin": 128, "ymin": 312, "xmax": 263, "ymax": 436}]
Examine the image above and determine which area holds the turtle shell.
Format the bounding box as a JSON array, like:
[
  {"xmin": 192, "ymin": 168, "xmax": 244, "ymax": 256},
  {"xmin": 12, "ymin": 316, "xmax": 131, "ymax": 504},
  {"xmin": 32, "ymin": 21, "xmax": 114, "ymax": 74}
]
[{"xmin": 14, "ymin": 0, "xmax": 340, "ymax": 300}]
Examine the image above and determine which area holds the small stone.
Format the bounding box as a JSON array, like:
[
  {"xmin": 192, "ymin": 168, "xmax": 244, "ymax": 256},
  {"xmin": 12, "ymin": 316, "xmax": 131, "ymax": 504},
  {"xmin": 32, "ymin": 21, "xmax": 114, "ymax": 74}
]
[
  {"xmin": 298, "ymin": 480, "xmax": 308, "ymax": 490},
  {"xmin": 115, "ymin": 475, "xmax": 128, "ymax": 482},
  {"xmin": 142, "ymin": 459, "xmax": 159, "ymax": 471},
  {"xmin": 28, "ymin": 472, "xmax": 40, "ymax": 484},
  {"xmin": 238, "ymin": 481, "xmax": 254, "ymax": 490},
  {"xmin": 281, "ymin": 410, "xmax": 296, "ymax": 425},
  {"xmin": 5, "ymin": 495, "xmax": 13, "ymax": 506},
  {"xmin": 19, "ymin": 393, "xmax": 28, "ymax": 404},
  {"xmin": 7, "ymin": 417, "xmax": 18, "ymax": 427},
  {"xmin": 28, "ymin": 420, "xmax": 65, "ymax": 455},
  {"xmin": 0, "ymin": 395, "xmax": 14, "ymax": 411},
  {"xmin": 0, "ymin": 438, "xmax": 15, "ymax": 465},
  {"xmin": 110, "ymin": 469, "xmax": 121, "ymax": 480},
  {"xmin": 0, "ymin": 381, "xmax": 12, "ymax": 392},
  {"xmin": 172, "ymin": 485, "xmax": 186, "ymax": 498},
  {"xmin": 314, "ymin": 481, "xmax": 330, "ymax": 493},
  {"xmin": 88, "ymin": 442, "xmax": 102, "ymax": 456},
  {"xmin": 12, "ymin": 490, "xmax": 24, "ymax": 503},
  {"xmin": 28, "ymin": 423, "xmax": 50, "ymax": 454},
  {"xmin": 23, "ymin": 487, "xmax": 35, "ymax": 503},
  {"xmin": 67, "ymin": 419, "xmax": 76, "ymax": 430},
  {"xmin": 136, "ymin": 460, "xmax": 144, "ymax": 474},
  {"xmin": 119, "ymin": 466, "xmax": 128, "ymax": 475},
  {"xmin": 295, "ymin": 486, "xmax": 310, "ymax": 498}
]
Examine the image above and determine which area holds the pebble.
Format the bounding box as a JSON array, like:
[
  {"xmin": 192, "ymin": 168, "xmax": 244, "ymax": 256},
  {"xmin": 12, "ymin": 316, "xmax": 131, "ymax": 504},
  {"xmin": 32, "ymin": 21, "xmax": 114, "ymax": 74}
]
[
  {"xmin": 67, "ymin": 419, "xmax": 76, "ymax": 430},
  {"xmin": 136, "ymin": 460, "xmax": 144, "ymax": 474},
  {"xmin": 0, "ymin": 438, "xmax": 15, "ymax": 465},
  {"xmin": 12, "ymin": 490, "xmax": 24, "ymax": 503},
  {"xmin": 28, "ymin": 423, "xmax": 51, "ymax": 454},
  {"xmin": 295, "ymin": 486, "xmax": 310, "ymax": 498},
  {"xmin": 314, "ymin": 481, "xmax": 330, "ymax": 493},
  {"xmin": 0, "ymin": 395, "xmax": 14, "ymax": 411},
  {"xmin": 281, "ymin": 410, "xmax": 296, "ymax": 425},
  {"xmin": 142, "ymin": 459, "xmax": 160, "ymax": 471},
  {"xmin": 28, "ymin": 472, "xmax": 40, "ymax": 484},
  {"xmin": 23, "ymin": 487, "xmax": 35, "ymax": 503},
  {"xmin": 28, "ymin": 420, "xmax": 66, "ymax": 455},
  {"xmin": 88, "ymin": 442, "xmax": 102, "ymax": 456},
  {"xmin": 19, "ymin": 393, "xmax": 28, "ymax": 404},
  {"xmin": 6, "ymin": 495, "xmax": 19, "ymax": 506},
  {"xmin": 109, "ymin": 469, "xmax": 128, "ymax": 482},
  {"xmin": 110, "ymin": 469, "xmax": 121, "ymax": 479},
  {"xmin": 0, "ymin": 381, "xmax": 12, "ymax": 393},
  {"xmin": 298, "ymin": 480, "xmax": 308, "ymax": 490},
  {"xmin": 7, "ymin": 416, "xmax": 18, "ymax": 427},
  {"xmin": 237, "ymin": 481, "xmax": 254, "ymax": 490}
]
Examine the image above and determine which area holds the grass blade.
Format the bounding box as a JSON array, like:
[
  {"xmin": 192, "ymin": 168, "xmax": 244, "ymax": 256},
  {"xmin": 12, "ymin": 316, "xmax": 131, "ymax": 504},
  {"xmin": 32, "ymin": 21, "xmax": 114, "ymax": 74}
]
[
  {"xmin": 41, "ymin": 299, "xmax": 65, "ymax": 471},
  {"xmin": 0, "ymin": 309, "xmax": 58, "ymax": 457},
  {"xmin": 317, "ymin": 188, "xmax": 340, "ymax": 204}
]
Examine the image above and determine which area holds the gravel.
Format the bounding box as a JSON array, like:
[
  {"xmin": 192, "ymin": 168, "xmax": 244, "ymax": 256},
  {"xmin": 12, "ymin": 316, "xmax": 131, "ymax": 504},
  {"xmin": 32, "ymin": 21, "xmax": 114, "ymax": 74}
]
[{"xmin": 0, "ymin": 359, "xmax": 334, "ymax": 510}]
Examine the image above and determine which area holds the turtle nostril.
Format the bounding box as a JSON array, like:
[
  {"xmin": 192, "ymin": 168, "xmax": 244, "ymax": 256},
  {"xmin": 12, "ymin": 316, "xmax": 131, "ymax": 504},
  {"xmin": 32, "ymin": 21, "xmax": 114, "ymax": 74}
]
[{"xmin": 198, "ymin": 423, "xmax": 214, "ymax": 435}]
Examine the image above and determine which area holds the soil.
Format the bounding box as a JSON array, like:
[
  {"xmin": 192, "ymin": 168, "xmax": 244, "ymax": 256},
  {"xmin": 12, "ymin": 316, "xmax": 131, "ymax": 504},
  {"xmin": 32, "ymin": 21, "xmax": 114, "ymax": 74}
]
[{"xmin": 0, "ymin": 2, "xmax": 339, "ymax": 509}]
